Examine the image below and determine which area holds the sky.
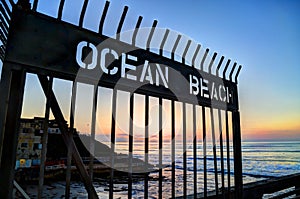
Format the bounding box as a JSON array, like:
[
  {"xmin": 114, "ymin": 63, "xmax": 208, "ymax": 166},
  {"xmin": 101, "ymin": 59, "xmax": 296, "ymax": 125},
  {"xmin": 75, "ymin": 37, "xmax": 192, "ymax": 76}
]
[{"xmin": 1, "ymin": 0, "xmax": 300, "ymax": 141}]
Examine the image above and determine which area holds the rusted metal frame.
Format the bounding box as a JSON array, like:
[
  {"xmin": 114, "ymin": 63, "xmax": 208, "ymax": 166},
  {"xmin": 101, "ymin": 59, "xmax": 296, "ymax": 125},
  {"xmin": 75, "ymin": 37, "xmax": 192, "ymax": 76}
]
[
  {"xmin": 171, "ymin": 34, "xmax": 182, "ymax": 60},
  {"xmin": 109, "ymin": 88, "xmax": 117, "ymax": 199},
  {"xmin": 217, "ymin": 109, "xmax": 225, "ymax": 198},
  {"xmin": 57, "ymin": 0, "xmax": 65, "ymax": 20},
  {"xmin": 98, "ymin": 0, "xmax": 110, "ymax": 35},
  {"xmin": 182, "ymin": 39, "xmax": 191, "ymax": 65},
  {"xmin": 210, "ymin": 107, "xmax": 219, "ymax": 196},
  {"xmin": 66, "ymin": 81, "xmax": 77, "ymax": 199},
  {"xmin": 225, "ymin": 111, "xmax": 231, "ymax": 198},
  {"xmin": 89, "ymin": 85, "xmax": 98, "ymax": 180},
  {"xmin": 202, "ymin": 106, "xmax": 207, "ymax": 198},
  {"xmin": 216, "ymin": 56, "xmax": 224, "ymax": 77},
  {"xmin": 38, "ymin": 76, "xmax": 53, "ymax": 199},
  {"xmin": 144, "ymin": 94, "xmax": 149, "ymax": 199},
  {"xmin": 79, "ymin": 0, "xmax": 89, "ymax": 27},
  {"xmin": 128, "ymin": 93, "xmax": 134, "ymax": 198},
  {"xmin": 223, "ymin": 59, "xmax": 231, "ymax": 80},
  {"xmin": 208, "ymin": 52, "xmax": 217, "ymax": 74},
  {"xmin": 182, "ymin": 102, "xmax": 187, "ymax": 198},
  {"xmin": 235, "ymin": 65, "xmax": 242, "ymax": 83},
  {"xmin": 158, "ymin": 97, "xmax": 163, "ymax": 199},
  {"xmin": 38, "ymin": 75, "xmax": 98, "ymax": 199},
  {"xmin": 200, "ymin": 48, "xmax": 209, "ymax": 71},
  {"xmin": 193, "ymin": 104, "xmax": 197, "ymax": 199},
  {"xmin": 132, "ymin": 16, "xmax": 142, "ymax": 46},
  {"xmin": 146, "ymin": 20, "xmax": 158, "ymax": 51},
  {"xmin": 171, "ymin": 100, "xmax": 176, "ymax": 198},
  {"xmin": 232, "ymin": 110, "xmax": 243, "ymax": 199},
  {"xmin": 229, "ymin": 62, "xmax": 237, "ymax": 82},
  {"xmin": 116, "ymin": 6, "xmax": 128, "ymax": 41},
  {"xmin": 192, "ymin": 44, "xmax": 201, "ymax": 68},
  {"xmin": 1, "ymin": 0, "xmax": 12, "ymax": 17},
  {"xmin": 159, "ymin": 28, "xmax": 169, "ymax": 56},
  {"xmin": 0, "ymin": 65, "xmax": 26, "ymax": 199}
]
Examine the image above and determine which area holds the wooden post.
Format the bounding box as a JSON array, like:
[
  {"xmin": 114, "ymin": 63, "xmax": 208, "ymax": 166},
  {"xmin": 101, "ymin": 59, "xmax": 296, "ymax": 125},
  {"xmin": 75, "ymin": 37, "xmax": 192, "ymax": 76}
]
[{"xmin": 0, "ymin": 65, "xmax": 26, "ymax": 199}]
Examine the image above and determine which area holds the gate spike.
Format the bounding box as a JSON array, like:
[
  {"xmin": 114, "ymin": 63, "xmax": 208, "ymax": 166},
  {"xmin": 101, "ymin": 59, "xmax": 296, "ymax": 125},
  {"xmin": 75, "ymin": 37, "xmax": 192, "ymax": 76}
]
[
  {"xmin": 216, "ymin": 56, "xmax": 224, "ymax": 77},
  {"xmin": 192, "ymin": 44, "xmax": 201, "ymax": 68},
  {"xmin": 223, "ymin": 59, "xmax": 231, "ymax": 79},
  {"xmin": 79, "ymin": 0, "xmax": 89, "ymax": 28},
  {"xmin": 32, "ymin": 0, "xmax": 38, "ymax": 11},
  {"xmin": 1, "ymin": 0, "xmax": 12, "ymax": 16},
  {"xmin": 132, "ymin": 16, "xmax": 143, "ymax": 46},
  {"xmin": 234, "ymin": 65, "xmax": 242, "ymax": 83},
  {"xmin": 171, "ymin": 34, "xmax": 182, "ymax": 61},
  {"xmin": 208, "ymin": 52, "xmax": 217, "ymax": 74},
  {"xmin": 146, "ymin": 20, "xmax": 158, "ymax": 51},
  {"xmin": 182, "ymin": 40, "xmax": 191, "ymax": 64},
  {"xmin": 229, "ymin": 62, "xmax": 237, "ymax": 82},
  {"xmin": 116, "ymin": 6, "xmax": 128, "ymax": 41},
  {"xmin": 98, "ymin": 0, "xmax": 110, "ymax": 35},
  {"xmin": 200, "ymin": 48, "xmax": 209, "ymax": 71},
  {"xmin": 159, "ymin": 29, "xmax": 169, "ymax": 56},
  {"xmin": 57, "ymin": 0, "xmax": 65, "ymax": 20}
]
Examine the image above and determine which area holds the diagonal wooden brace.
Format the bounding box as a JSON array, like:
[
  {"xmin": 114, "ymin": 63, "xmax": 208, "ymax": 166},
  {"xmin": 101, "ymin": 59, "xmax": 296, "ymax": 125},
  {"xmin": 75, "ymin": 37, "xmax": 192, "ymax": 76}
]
[{"xmin": 38, "ymin": 75, "xmax": 98, "ymax": 199}]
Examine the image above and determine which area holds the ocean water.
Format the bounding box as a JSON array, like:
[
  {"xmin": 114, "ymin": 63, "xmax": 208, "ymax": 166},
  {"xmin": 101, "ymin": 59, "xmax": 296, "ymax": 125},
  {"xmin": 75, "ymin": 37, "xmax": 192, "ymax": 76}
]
[
  {"xmin": 18, "ymin": 141, "xmax": 300, "ymax": 198},
  {"xmin": 93, "ymin": 141, "xmax": 300, "ymax": 198}
]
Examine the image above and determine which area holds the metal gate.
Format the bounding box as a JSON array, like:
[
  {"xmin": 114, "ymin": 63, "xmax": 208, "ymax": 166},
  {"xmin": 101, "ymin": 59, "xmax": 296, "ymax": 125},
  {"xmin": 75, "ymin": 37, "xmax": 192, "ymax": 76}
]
[{"xmin": 0, "ymin": 0, "xmax": 242, "ymax": 198}]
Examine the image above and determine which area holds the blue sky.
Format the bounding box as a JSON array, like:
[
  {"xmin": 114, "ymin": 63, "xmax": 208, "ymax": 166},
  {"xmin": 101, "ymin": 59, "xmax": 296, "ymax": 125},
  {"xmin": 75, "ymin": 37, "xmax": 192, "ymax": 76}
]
[{"xmin": 1, "ymin": 0, "xmax": 300, "ymax": 140}]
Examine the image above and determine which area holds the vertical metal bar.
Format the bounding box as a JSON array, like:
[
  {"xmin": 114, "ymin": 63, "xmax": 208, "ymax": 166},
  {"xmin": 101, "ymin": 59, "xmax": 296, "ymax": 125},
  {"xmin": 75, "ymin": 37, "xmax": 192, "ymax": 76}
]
[
  {"xmin": 216, "ymin": 56, "xmax": 224, "ymax": 77},
  {"xmin": 89, "ymin": 86, "xmax": 98, "ymax": 180},
  {"xmin": 182, "ymin": 103, "xmax": 187, "ymax": 198},
  {"xmin": 32, "ymin": 0, "xmax": 38, "ymax": 11},
  {"xmin": 223, "ymin": 59, "xmax": 231, "ymax": 80},
  {"xmin": 132, "ymin": 16, "xmax": 143, "ymax": 46},
  {"xmin": 232, "ymin": 111, "xmax": 243, "ymax": 198},
  {"xmin": 109, "ymin": 89, "xmax": 117, "ymax": 199},
  {"xmin": 66, "ymin": 81, "xmax": 77, "ymax": 199},
  {"xmin": 38, "ymin": 75, "xmax": 98, "ymax": 198},
  {"xmin": 235, "ymin": 65, "xmax": 242, "ymax": 83},
  {"xmin": 98, "ymin": 1, "xmax": 110, "ymax": 35},
  {"xmin": 225, "ymin": 111, "xmax": 231, "ymax": 197},
  {"xmin": 79, "ymin": 0, "xmax": 89, "ymax": 28},
  {"xmin": 144, "ymin": 94, "xmax": 149, "ymax": 199},
  {"xmin": 218, "ymin": 109, "xmax": 225, "ymax": 198},
  {"xmin": 171, "ymin": 100, "xmax": 176, "ymax": 198},
  {"xmin": 158, "ymin": 97, "xmax": 163, "ymax": 199},
  {"xmin": 208, "ymin": 52, "xmax": 217, "ymax": 74},
  {"xmin": 200, "ymin": 48, "xmax": 209, "ymax": 71},
  {"xmin": 193, "ymin": 104, "xmax": 197, "ymax": 198},
  {"xmin": 0, "ymin": 67, "xmax": 26, "ymax": 199},
  {"xmin": 182, "ymin": 40, "xmax": 192, "ymax": 65},
  {"xmin": 128, "ymin": 93, "xmax": 134, "ymax": 198},
  {"xmin": 192, "ymin": 44, "xmax": 201, "ymax": 68},
  {"xmin": 38, "ymin": 76, "xmax": 53, "ymax": 199},
  {"xmin": 116, "ymin": 6, "xmax": 128, "ymax": 41},
  {"xmin": 146, "ymin": 20, "xmax": 158, "ymax": 50},
  {"xmin": 171, "ymin": 34, "xmax": 182, "ymax": 60},
  {"xmin": 202, "ymin": 106, "xmax": 207, "ymax": 198},
  {"xmin": 210, "ymin": 108, "xmax": 219, "ymax": 196},
  {"xmin": 229, "ymin": 62, "xmax": 237, "ymax": 82},
  {"xmin": 159, "ymin": 29, "xmax": 169, "ymax": 56},
  {"xmin": 57, "ymin": 0, "xmax": 65, "ymax": 20}
]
